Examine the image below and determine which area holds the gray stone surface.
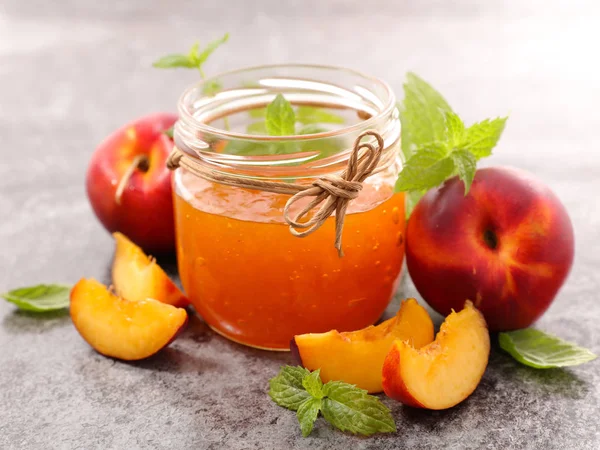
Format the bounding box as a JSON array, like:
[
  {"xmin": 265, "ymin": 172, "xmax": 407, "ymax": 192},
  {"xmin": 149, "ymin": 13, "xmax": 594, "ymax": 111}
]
[{"xmin": 1, "ymin": 0, "xmax": 599, "ymax": 448}]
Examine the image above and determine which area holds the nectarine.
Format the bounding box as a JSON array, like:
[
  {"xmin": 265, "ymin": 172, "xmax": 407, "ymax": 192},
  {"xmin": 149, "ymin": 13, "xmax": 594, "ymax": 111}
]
[
  {"xmin": 406, "ymin": 167, "xmax": 574, "ymax": 331},
  {"xmin": 70, "ymin": 278, "xmax": 187, "ymax": 360},
  {"xmin": 86, "ymin": 113, "xmax": 177, "ymax": 253},
  {"xmin": 292, "ymin": 299, "xmax": 434, "ymax": 393},
  {"xmin": 382, "ymin": 301, "xmax": 490, "ymax": 410},
  {"xmin": 112, "ymin": 232, "xmax": 189, "ymax": 308}
]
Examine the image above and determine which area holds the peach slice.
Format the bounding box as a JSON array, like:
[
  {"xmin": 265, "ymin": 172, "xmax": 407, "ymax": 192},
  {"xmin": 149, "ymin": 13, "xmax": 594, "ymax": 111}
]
[
  {"xmin": 70, "ymin": 278, "xmax": 187, "ymax": 360},
  {"xmin": 382, "ymin": 301, "xmax": 490, "ymax": 410},
  {"xmin": 291, "ymin": 299, "xmax": 434, "ymax": 393},
  {"xmin": 112, "ymin": 232, "xmax": 188, "ymax": 308}
]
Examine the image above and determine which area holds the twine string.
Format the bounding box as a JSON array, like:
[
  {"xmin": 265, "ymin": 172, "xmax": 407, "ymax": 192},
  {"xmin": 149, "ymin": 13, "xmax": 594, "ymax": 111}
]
[{"xmin": 166, "ymin": 130, "xmax": 384, "ymax": 257}]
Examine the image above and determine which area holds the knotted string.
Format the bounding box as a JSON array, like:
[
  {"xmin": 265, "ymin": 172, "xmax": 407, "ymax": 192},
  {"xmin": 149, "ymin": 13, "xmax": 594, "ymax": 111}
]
[{"xmin": 167, "ymin": 130, "xmax": 384, "ymax": 257}]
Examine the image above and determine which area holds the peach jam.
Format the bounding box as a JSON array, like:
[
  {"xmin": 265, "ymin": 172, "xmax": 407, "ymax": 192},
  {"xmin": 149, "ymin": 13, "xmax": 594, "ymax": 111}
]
[{"xmin": 172, "ymin": 65, "xmax": 404, "ymax": 350}]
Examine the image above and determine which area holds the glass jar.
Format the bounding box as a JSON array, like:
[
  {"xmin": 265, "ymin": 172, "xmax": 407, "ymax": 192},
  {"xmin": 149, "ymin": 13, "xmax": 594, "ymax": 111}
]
[{"xmin": 172, "ymin": 65, "xmax": 404, "ymax": 350}]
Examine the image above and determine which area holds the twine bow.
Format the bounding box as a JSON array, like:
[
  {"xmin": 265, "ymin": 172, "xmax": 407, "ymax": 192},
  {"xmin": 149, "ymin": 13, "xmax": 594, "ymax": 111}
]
[{"xmin": 167, "ymin": 130, "xmax": 384, "ymax": 257}]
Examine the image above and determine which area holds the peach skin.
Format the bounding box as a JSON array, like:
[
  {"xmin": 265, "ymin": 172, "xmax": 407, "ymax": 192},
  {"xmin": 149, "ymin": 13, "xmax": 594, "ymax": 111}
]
[
  {"xmin": 86, "ymin": 113, "xmax": 177, "ymax": 253},
  {"xmin": 406, "ymin": 167, "xmax": 574, "ymax": 331}
]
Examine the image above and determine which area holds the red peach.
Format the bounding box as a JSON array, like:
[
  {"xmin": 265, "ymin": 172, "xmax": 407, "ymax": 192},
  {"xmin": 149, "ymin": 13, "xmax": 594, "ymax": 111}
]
[
  {"xmin": 406, "ymin": 167, "xmax": 574, "ymax": 331},
  {"xmin": 86, "ymin": 113, "xmax": 177, "ymax": 253}
]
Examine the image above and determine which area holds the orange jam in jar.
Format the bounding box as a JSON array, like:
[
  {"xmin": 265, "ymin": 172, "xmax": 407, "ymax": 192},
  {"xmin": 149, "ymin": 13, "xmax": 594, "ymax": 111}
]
[{"xmin": 172, "ymin": 65, "xmax": 404, "ymax": 350}]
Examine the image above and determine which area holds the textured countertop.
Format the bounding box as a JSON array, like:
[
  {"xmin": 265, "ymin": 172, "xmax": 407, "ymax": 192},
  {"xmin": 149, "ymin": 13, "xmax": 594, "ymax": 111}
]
[{"xmin": 1, "ymin": 1, "xmax": 599, "ymax": 448}]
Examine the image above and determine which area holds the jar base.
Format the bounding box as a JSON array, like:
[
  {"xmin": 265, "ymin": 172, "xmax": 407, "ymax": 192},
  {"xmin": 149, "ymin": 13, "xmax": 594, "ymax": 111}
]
[{"xmin": 208, "ymin": 324, "xmax": 291, "ymax": 352}]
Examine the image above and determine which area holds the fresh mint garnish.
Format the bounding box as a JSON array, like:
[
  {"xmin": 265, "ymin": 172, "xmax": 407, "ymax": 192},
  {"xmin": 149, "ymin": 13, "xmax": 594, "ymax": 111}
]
[
  {"xmin": 269, "ymin": 366, "xmax": 396, "ymax": 437},
  {"xmin": 296, "ymin": 106, "xmax": 345, "ymax": 125},
  {"xmin": 297, "ymin": 397, "xmax": 322, "ymax": 437},
  {"xmin": 2, "ymin": 284, "xmax": 72, "ymax": 312},
  {"xmin": 153, "ymin": 33, "xmax": 229, "ymax": 78},
  {"xmin": 269, "ymin": 365, "xmax": 311, "ymax": 410},
  {"xmin": 163, "ymin": 126, "xmax": 174, "ymax": 139},
  {"xmin": 396, "ymin": 73, "xmax": 507, "ymax": 214},
  {"xmin": 499, "ymin": 329, "xmax": 597, "ymax": 369},
  {"xmin": 321, "ymin": 381, "xmax": 396, "ymax": 436},
  {"xmin": 266, "ymin": 94, "xmax": 296, "ymax": 136}
]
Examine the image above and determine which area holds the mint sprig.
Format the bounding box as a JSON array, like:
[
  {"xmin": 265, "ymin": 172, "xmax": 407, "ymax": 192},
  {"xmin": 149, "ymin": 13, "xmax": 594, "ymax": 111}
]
[
  {"xmin": 396, "ymin": 73, "xmax": 508, "ymax": 214},
  {"xmin": 2, "ymin": 284, "xmax": 72, "ymax": 312},
  {"xmin": 269, "ymin": 366, "xmax": 396, "ymax": 437},
  {"xmin": 499, "ymin": 329, "xmax": 597, "ymax": 369},
  {"xmin": 266, "ymin": 94, "xmax": 296, "ymax": 136},
  {"xmin": 153, "ymin": 33, "xmax": 229, "ymax": 78}
]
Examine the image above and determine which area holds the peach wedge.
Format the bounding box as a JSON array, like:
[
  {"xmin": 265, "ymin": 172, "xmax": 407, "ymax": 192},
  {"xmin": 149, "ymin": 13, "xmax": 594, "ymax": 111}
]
[
  {"xmin": 112, "ymin": 232, "xmax": 188, "ymax": 308},
  {"xmin": 70, "ymin": 278, "xmax": 187, "ymax": 360},
  {"xmin": 382, "ymin": 301, "xmax": 490, "ymax": 410},
  {"xmin": 292, "ymin": 299, "xmax": 434, "ymax": 393}
]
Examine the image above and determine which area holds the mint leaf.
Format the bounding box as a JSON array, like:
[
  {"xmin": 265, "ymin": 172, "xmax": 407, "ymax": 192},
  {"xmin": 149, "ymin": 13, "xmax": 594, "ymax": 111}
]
[
  {"xmin": 463, "ymin": 117, "xmax": 508, "ymax": 159},
  {"xmin": 399, "ymin": 72, "xmax": 453, "ymax": 160},
  {"xmin": 450, "ymin": 149, "xmax": 477, "ymax": 194},
  {"xmin": 163, "ymin": 125, "xmax": 174, "ymax": 139},
  {"xmin": 321, "ymin": 381, "xmax": 396, "ymax": 436},
  {"xmin": 297, "ymin": 124, "xmax": 327, "ymax": 135},
  {"xmin": 196, "ymin": 33, "xmax": 229, "ymax": 67},
  {"xmin": 297, "ymin": 397, "xmax": 322, "ymax": 437},
  {"xmin": 153, "ymin": 33, "xmax": 229, "ymax": 78},
  {"xmin": 296, "ymin": 106, "xmax": 345, "ymax": 125},
  {"xmin": 269, "ymin": 366, "xmax": 311, "ymax": 411},
  {"xmin": 396, "ymin": 73, "xmax": 508, "ymax": 216},
  {"xmin": 499, "ymin": 329, "xmax": 597, "ymax": 369},
  {"xmin": 246, "ymin": 121, "xmax": 268, "ymax": 135},
  {"xmin": 266, "ymin": 94, "xmax": 296, "ymax": 136},
  {"xmin": 202, "ymin": 79, "xmax": 222, "ymax": 96},
  {"xmin": 405, "ymin": 190, "xmax": 426, "ymax": 218},
  {"xmin": 2, "ymin": 284, "xmax": 72, "ymax": 312},
  {"xmin": 248, "ymin": 107, "xmax": 267, "ymax": 118},
  {"xmin": 152, "ymin": 54, "xmax": 195, "ymax": 69},
  {"xmin": 444, "ymin": 111, "xmax": 465, "ymax": 147},
  {"xmin": 394, "ymin": 144, "xmax": 454, "ymax": 192},
  {"xmin": 269, "ymin": 367, "xmax": 395, "ymax": 438},
  {"xmin": 302, "ymin": 369, "xmax": 324, "ymax": 399}
]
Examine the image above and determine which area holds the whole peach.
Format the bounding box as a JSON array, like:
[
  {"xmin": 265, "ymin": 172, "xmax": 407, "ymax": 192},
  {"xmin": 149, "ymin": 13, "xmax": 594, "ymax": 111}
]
[
  {"xmin": 86, "ymin": 113, "xmax": 177, "ymax": 253},
  {"xmin": 406, "ymin": 167, "xmax": 574, "ymax": 331}
]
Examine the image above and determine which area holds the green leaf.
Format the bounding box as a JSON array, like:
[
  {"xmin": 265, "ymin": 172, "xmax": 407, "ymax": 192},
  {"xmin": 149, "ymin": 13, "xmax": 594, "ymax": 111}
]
[
  {"xmin": 463, "ymin": 117, "xmax": 508, "ymax": 159},
  {"xmin": 499, "ymin": 329, "xmax": 597, "ymax": 369},
  {"xmin": 187, "ymin": 42, "xmax": 200, "ymax": 64},
  {"xmin": 163, "ymin": 125, "xmax": 174, "ymax": 139},
  {"xmin": 269, "ymin": 366, "xmax": 311, "ymax": 411},
  {"xmin": 153, "ymin": 33, "xmax": 229, "ymax": 76},
  {"xmin": 404, "ymin": 189, "xmax": 426, "ymax": 218},
  {"xmin": 152, "ymin": 54, "xmax": 195, "ymax": 69},
  {"xmin": 248, "ymin": 107, "xmax": 267, "ymax": 118},
  {"xmin": 399, "ymin": 72, "xmax": 453, "ymax": 160},
  {"xmin": 196, "ymin": 33, "xmax": 229, "ymax": 67},
  {"xmin": 302, "ymin": 369, "xmax": 324, "ymax": 399},
  {"xmin": 297, "ymin": 124, "xmax": 328, "ymax": 135},
  {"xmin": 2, "ymin": 284, "xmax": 72, "ymax": 312},
  {"xmin": 266, "ymin": 94, "xmax": 296, "ymax": 136},
  {"xmin": 450, "ymin": 149, "xmax": 477, "ymax": 194},
  {"xmin": 394, "ymin": 144, "xmax": 454, "ymax": 192},
  {"xmin": 246, "ymin": 121, "xmax": 268, "ymax": 135},
  {"xmin": 296, "ymin": 397, "xmax": 322, "ymax": 437},
  {"xmin": 296, "ymin": 106, "xmax": 345, "ymax": 125},
  {"xmin": 444, "ymin": 111, "xmax": 465, "ymax": 147},
  {"xmin": 202, "ymin": 79, "xmax": 222, "ymax": 96},
  {"xmin": 321, "ymin": 381, "xmax": 396, "ymax": 436}
]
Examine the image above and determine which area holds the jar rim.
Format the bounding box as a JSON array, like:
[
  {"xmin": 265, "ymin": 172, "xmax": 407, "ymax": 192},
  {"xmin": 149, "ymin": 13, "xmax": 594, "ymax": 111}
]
[{"xmin": 177, "ymin": 63, "xmax": 396, "ymax": 142}]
